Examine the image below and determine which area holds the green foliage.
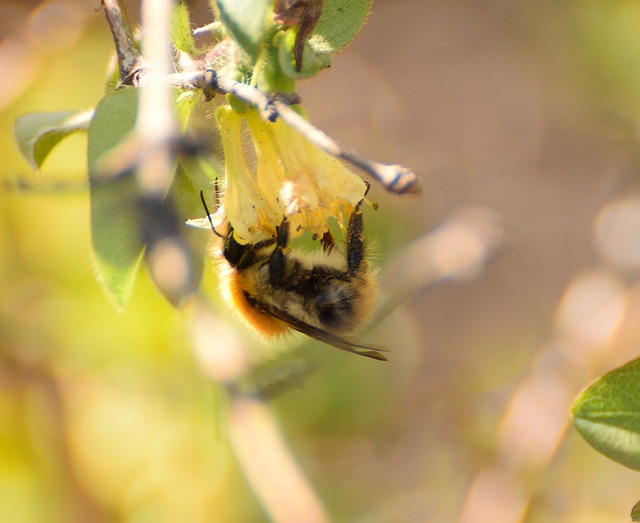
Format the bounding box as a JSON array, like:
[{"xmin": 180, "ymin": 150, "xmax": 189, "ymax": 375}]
[
  {"xmin": 213, "ymin": 0, "xmax": 372, "ymax": 85},
  {"xmin": 14, "ymin": 110, "xmax": 93, "ymax": 170},
  {"xmin": 170, "ymin": 0, "xmax": 198, "ymax": 54},
  {"xmin": 86, "ymin": 89, "xmax": 220, "ymax": 308},
  {"xmin": 276, "ymin": 29, "xmax": 333, "ymax": 80},
  {"xmin": 278, "ymin": 0, "xmax": 372, "ymax": 79},
  {"xmin": 87, "ymin": 88, "xmax": 144, "ymax": 309},
  {"xmin": 255, "ymin": 34, "xmax": 297, "ymax": 93},
  {"xmin": 314, "ymin": 0, "xmax": 371, "ymax": 50},
  {"xmin": 215, "ymin": 0, "xmax": 272, "ymax": 64},
  {"xmin": 633, "ymin": 499, "xmax": 640, "ymax": 522},
  {"xmin": 572, "ymin": 357, "xmax": 640, "ymax": 471},
  {"xmin": 174, "ymin": 89, "xmax": 200, "ymax": 131},
  {"xmin": 574, "ymin": 359, "xmax": 640, "ymax": 519}
]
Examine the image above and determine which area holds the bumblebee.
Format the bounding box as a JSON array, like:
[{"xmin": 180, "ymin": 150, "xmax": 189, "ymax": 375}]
[{"xmin": 203, "ymin": 196, "xmax": 386, "ymax": 360}]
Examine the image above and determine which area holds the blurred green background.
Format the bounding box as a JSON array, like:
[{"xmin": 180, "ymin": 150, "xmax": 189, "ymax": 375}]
[{"xmin": 3, "ymin": 0, "xmax": 640, "ymax": 522}]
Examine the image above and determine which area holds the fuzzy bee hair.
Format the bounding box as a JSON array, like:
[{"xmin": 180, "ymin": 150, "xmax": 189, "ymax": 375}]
[{"xmin": 206, "ymin": 198, "xmax": 386, "ymax": 361}]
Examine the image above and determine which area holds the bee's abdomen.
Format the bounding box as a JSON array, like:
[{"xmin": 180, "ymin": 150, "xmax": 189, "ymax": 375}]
[{"xmin": 315, "ymin": 286, "xmax": 355, "ymax": 330}]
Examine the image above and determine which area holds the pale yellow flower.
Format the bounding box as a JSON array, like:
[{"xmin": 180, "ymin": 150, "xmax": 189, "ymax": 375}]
[
  {"xmin": 217, "ymin": 105, "xmax": 369, "ymax": 243},
  {"xmin": 215, "ymin": 105, "xmax": 280, "ymax": 243}
]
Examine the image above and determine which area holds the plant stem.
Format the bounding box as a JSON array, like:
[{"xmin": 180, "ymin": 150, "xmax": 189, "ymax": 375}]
[
  {"xmin": 161, "ymin": 70, "xmax": 423, "ymax": 195},
  {"xmin": 101, "ymin": 0, "xmax": 143, "ymax": 85}
]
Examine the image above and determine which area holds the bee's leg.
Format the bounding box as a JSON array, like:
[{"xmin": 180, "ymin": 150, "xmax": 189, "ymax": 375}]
[
  {"xmin": 346, "ymin": 207, "xmax": 365, "ymax": 275},
  {"xmin": 269, "ymin": 219, "xmax": 290, "ymax": 286},
  {"xmin": 320, "ymin": 229, "xmax": 336, "ymax": 254},
  {"xmin": 275, "ymin": 217, "xmax": 290, "ymax": 248}
]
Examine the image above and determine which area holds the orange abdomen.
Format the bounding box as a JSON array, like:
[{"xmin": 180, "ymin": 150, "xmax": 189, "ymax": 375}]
[{"xmin": 225, "ymin": 272, "xmax": 290, "ymax": 337}]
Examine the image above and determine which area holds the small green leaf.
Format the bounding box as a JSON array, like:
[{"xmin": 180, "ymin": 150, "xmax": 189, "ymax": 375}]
[
  {"xmin": 572, "ymin": 357, "xmax": 640, "ymax": 471},
  {"xmin": 14, "ymin": 110, "xmax": 93, "ymax": 170},
  {"xmin": 256, "ymin": 34, "xmax": 297, "ymax": 92},
  {"xmin": 277, "ymin": 29, "xmax": 333, "ymax": 80},
  {"xmin": 175, "ymin": 155, "xmax": 223, "ymax": 232},
  {"xmin": 216, "ymin": 0, "xmax": 271, "ymax": 64},
  {"xmin": 314, "ymin": 0, "xmax": 371, "ymax": 51},
  {"xmin": 87, "ymin": 88, "xmax": 143, "ymax": 309},
  {"xmin": 632, "ymin": 499, "xmax": 640, "ymax": 521},
  {"xmin": 276, "ymin": 0, "xmax": 371, "ymax": 79},
  {"xmin": 174, "ymin": 90, "xmax": 200, "ymax": 131},
  {"xmin": 167, "ymin": 161, "xmax": 219, "ymax": 293},
  {"xmin": 171, "ymin": 0, "xmax": 198, "ymax": 54}
]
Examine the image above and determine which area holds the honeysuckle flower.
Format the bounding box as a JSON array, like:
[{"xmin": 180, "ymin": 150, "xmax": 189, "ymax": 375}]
[
  {"xmin": 243, "ymin": 109, "xmax": 287, "ymax": 223},
  {"xmin": 215, "ymin": 105, "xmax": 281, "ymax": 243},
  {"xmin": 266, "ymin": 111, "xmax": 367, "ymax": 235},
  {"xmin": 218, "ymin": 104, "xmax": 369, "ymax": 244}
]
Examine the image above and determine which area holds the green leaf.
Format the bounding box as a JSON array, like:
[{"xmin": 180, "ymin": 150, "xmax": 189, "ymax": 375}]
[
  {"xmin": 256, "ymin": 34, "xmax": 297, "ymax": 92},
  {"xmin": 277, "ymin": 0, "xmax": 371, "ymax": 79},
  {"xmin": 314, "ymin": 0, "xmax": 371, "ymax": 51},
  {"xmin": 633, "ymin": 499, "xmax": 640, "ymax": 521},
  {"xmin": 167, "ymin": 160, "xmax": 221, "ymax": 294},
  {"xmin": 87, "ymin": 88, "xmax": 143, "ymax": 309},
  {"xmin": 174, "ymin": 90, "xmax": 200, "ymax": 131},
  {"xmin": 215, "ymin": 0, "xmax": 271, "ymax": 64},
  {"xmin": 572, "ymin": 357, "xmax": 640, "ymax": 471},
  {"xmin": 277, "ymin": 29, "xmax": 333, "ymax": 80},
  {"xmin": 171, "ymin": 0, "xmax": 198, "ymax": 54},
  {"xmin": 14, "ymin": 110, "xmax": 93, "ymax": 170}
]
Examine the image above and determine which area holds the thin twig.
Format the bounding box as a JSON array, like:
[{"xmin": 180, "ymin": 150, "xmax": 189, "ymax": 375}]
[
  {"xmin": 2, "ymin": 177, "xmax": 89, "ymax": 193},
  {"xmin": 134, "ymin": 0, "xmax": 199, "ymax": 305},
  {"xmin": 216, "ymin": 74, "xmax": 422, "ymax": 194},
  {"xmin": 100, "ymin": 0, "xmax": 177, "ymax": 194},
  {"xmin": 272, "ymin": 99, "xmax": 422, "ymax": 194},
  {"xmin": 457, "ymin": 268, "xmax": 631, "ymax": 523},
  {"xmin": 190, "ymin": 297, "xmax": 331, "ymax": 523},
  {"xmin": 136, "ymin": 0, "xmax": 176, "ymax": 197},
  {"xmin": 372, "ymin": 206, "xmax": 505, "ymax": 326},
  {"xmin": 161, "ymin": 70, "xmax": 423, "ymax": 195},
  {"xmin": 102, "ymin": 0, "xmax": 143, "ymax": 85},
  {"xmin": 228, "ymin": 394, "xmax": 331, "ymax": 523},
  {"xmin": 193, "ymin": 23, "xmax": 218, "ymax": 37}
]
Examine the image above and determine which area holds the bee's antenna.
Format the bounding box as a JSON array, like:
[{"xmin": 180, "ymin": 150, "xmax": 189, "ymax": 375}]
[
  {"xmin": 200, "ymin": 189, "xmax": 223, "ymax": 238},
  {"xmin": 363, "ymin": 180, "xmax": 371, "ymax": 198}
]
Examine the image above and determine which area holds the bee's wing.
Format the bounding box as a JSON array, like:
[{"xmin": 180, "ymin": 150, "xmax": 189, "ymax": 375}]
[{"xmin": 265, "ymin": 304, "xmax": 388, "ymax": 361}]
